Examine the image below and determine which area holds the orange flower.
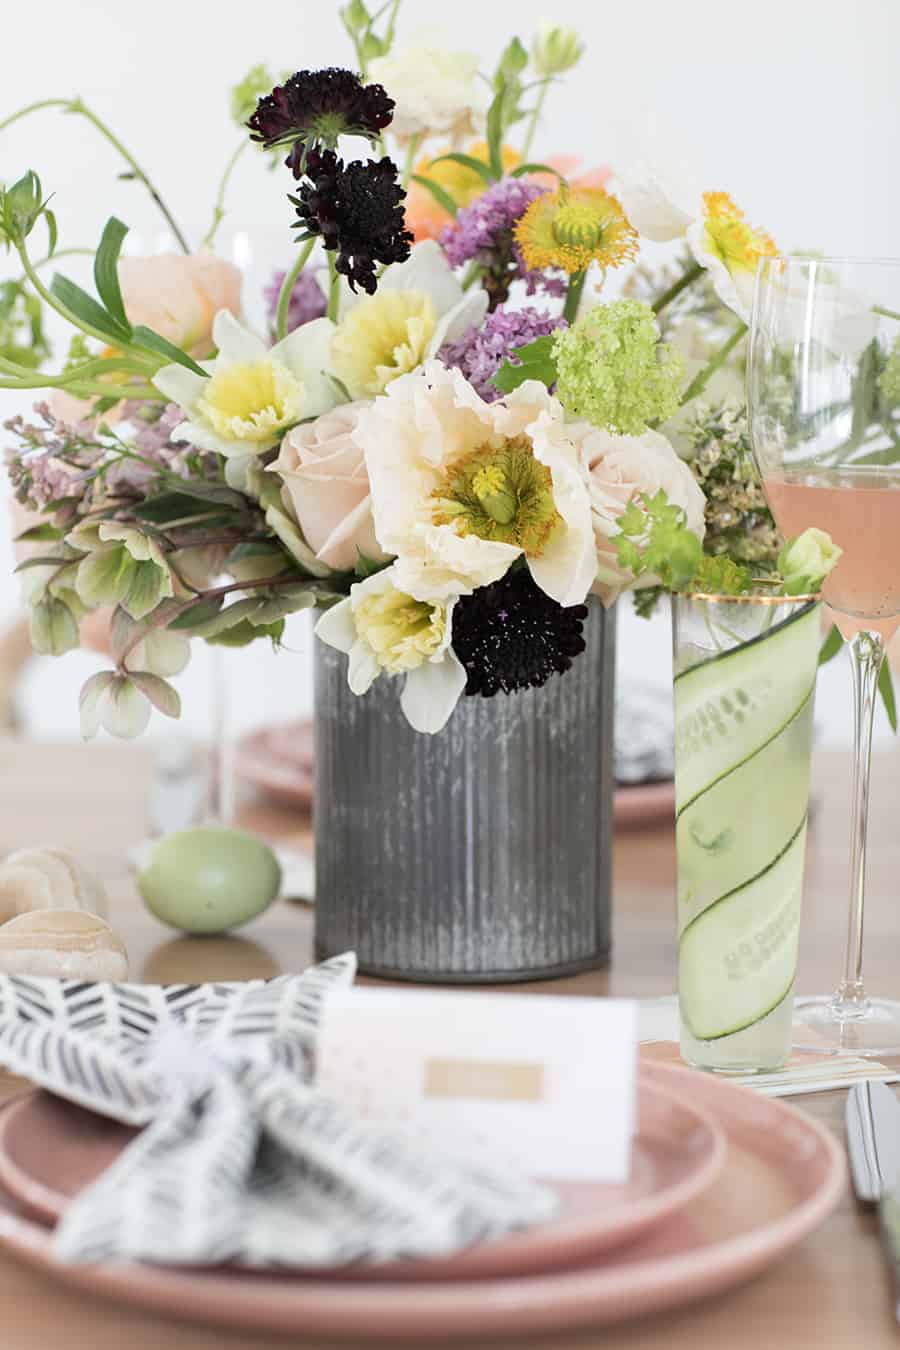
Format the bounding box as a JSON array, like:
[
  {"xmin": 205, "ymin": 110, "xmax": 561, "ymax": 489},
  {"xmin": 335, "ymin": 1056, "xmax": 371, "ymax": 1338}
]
[{"xmin": 404, "ymin": 141, "xmax": 520, "ymax": 242}]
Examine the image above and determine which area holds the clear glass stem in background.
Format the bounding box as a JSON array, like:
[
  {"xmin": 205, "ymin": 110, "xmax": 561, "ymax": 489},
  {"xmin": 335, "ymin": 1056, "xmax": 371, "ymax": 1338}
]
[
  {"xmin": 831, "ymin": 629, "xmax": 885, "ymax": 1019},
  {"xmin": 208, "ymin": 645, "xmax": 236, "ymax": 826}
]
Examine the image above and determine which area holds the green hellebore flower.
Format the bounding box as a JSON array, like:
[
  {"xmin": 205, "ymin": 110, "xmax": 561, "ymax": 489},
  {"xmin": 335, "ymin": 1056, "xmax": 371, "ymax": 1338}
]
[
  {"xmin": 69, "ymin": 521, "xmax": 174, "ymax": 621},
  {"xmin": 29, "ymin": 596, "xmax": 80, "ymax": 656},
  {"xmin": 531, "ymin": 23, "xmax": 584, "ymax": 77}
]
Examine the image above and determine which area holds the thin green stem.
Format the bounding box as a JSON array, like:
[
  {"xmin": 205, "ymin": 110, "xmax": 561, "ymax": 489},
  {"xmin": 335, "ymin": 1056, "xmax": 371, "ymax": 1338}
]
[
  {"xmin": 521, "ymin": 81, "xmax": 550, "ymax": 161},
  {"xmin": 652, "ymin": 262, "xmax": 703, "ymax": 316},
  {"xmin": 402, "ymin": 132, "xmax": 422, "ymax": 189},
  {"xmin": 874, "ymin": 304, "xmax": 900, "ymax": 323},
  {"xmin": 562, "ymin": 268, "xmax": 587, "ymax": 324},
  {"xmin": 679, "ymin": 322, "xmax": 748, "ymax": 406},
  {"xmin": 0, "ymin": 99, "xmax": 71, "ymax": 132},
  {"xmin": 326, "ymin": 253, "xmax": 341, "ymax": 323},
  {"xmin": 1, "ymin": 97, "xmax": 190, "ymax": 253},
  {"xmin": 275, "ymin": 239, "xmax": 316, "ymax": 341},
  {"xmin": 203, "ymin": 140, "xmax": 248, "ymax": 249},
  {"xmin": 16, "ymin": 246, "xmax": 95, "ymax": 282},
  {"xmin": 461, "ymin": 260, "xmax": 484, "ymax": 292}
]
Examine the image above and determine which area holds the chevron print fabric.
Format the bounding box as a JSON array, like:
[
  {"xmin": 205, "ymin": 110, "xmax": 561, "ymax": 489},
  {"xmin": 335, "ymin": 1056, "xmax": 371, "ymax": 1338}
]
[{"xmin": 0, "ymin": 954, "xmax": 555, "ymax": 1268}]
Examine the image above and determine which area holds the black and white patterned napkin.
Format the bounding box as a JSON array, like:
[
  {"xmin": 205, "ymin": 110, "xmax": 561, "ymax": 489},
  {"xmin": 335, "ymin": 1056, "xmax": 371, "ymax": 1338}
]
[{"xmin": 0, "ymin": 954, "xmax": 555, "ymax": 1267}]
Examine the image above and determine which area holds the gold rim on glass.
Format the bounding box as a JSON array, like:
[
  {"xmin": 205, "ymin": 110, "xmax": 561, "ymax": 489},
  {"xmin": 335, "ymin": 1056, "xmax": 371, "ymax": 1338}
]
[{"xmin": 682, "ymin": 590, "xmax": 820, "ymax": 606}]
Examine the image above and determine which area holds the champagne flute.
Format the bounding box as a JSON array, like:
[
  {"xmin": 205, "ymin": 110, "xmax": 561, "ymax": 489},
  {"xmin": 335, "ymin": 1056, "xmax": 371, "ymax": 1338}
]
[{"xmin": 748, "ymin": 255, "xmax": 900, "ymax": 1055}]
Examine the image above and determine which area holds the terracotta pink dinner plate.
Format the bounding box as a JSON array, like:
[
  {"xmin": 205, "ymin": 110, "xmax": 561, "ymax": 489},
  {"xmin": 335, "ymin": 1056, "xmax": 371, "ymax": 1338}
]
[
  {"xmin": 0, "ymin": 1072, "xmax": 725, "ymax": 1281},
  {"xmin": 236, "ymin": 718, "xmax": 675, "ymax": 827},
  {"xmin": 0, "ymin": 1064, "xmax": 843, "ymax": 1340}
]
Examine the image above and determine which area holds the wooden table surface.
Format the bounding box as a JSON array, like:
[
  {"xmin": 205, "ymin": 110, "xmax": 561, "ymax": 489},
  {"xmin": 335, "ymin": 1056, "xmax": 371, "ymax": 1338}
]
[{"xmin": 0, "ymin": 737, "xmax": 898, "ymax": 1349}]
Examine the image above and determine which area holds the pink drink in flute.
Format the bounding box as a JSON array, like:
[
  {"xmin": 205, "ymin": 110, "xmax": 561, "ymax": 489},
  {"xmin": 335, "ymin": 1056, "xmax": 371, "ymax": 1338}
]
[{"xmin": 763, "ymin": 472, "xmax": 900, "ymax": 641}]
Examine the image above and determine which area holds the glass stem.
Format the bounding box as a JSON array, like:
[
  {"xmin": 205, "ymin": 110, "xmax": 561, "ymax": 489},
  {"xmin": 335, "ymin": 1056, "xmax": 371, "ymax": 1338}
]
[
  {"xmin": 832, "ymin": 629, "xmax": 885, "ymax": 1017},
  {"xmin": 208, "ymin": 646, "xmax": 235, "ymax": 826}
]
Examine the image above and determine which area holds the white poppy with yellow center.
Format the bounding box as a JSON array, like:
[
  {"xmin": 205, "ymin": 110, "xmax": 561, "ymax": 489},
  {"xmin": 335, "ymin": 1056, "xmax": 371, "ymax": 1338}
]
[
  {"xmin": 315, "ymin": 565, "xmax": 467, "ymax": 734},
  {"xmin": 331, "ymin": 239, "xmax": 488, "ymax": 400},
  {"xmin": 355, "ymin": 361, "xmax": 597, "ymax": 608},
  {"xmin": 153, "ymin": 309, "xmax": 337, "ymax": 459}
]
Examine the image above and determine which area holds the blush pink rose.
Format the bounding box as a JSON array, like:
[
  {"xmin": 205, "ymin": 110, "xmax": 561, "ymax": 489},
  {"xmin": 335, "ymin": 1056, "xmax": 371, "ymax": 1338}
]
[
  {"xmin": 578, "ymin": 426, "xmax": 707, "ymax": 605},
  {"xmin": 117, "ymin": 250, "xmax": 242, "ymax": 356},
  {"xmin": 272, "ymin": 404, "xmax": 391, "ymax": 573}
]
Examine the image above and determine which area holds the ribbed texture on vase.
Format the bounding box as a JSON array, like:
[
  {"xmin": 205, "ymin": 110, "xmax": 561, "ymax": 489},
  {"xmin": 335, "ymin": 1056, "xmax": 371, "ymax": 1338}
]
[{"xmin": 313, "ymin": 602, "xmax": 616, "ymax": 983}]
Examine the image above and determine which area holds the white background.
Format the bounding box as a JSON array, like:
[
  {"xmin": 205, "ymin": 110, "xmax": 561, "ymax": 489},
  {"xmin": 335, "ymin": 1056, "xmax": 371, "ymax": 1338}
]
[{"xmin": 1, "ymin": 0, "xmax": 898, "ymax": 745}]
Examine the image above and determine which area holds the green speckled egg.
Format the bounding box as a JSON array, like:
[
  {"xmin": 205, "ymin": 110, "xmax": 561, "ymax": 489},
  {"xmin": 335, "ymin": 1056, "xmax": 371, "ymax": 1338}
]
[{"xmin": 138, "ymin": 828, "xmax": 281, "ymax": 934}]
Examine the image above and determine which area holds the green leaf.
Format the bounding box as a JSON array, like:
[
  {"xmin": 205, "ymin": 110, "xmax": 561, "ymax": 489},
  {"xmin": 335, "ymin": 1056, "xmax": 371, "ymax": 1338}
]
[
  {"xmin": 879, "ymin": 658, "xmax": 897, "ymax": 733},
  {"xmin": 44, "ymin": 208, "xmax": 58, "ymax": 259},
  {"xmin": 497, "ymin": 35, "xmax": 528, "ymax": 79},
  {"xmin": 206, "ymin": 617, "xmax": 285, "ymax": 648},
  {"xmin": 485, "ymin": 86, "xmax": 507, "ymax": 179},
  {"xmin": 93, "ymin": 217, "xmax": 130, "ymax": 332},
  {"xmin": 818, "ymin": 624, "xmax": 843, "ymax": 666},
  {"xmin": 168, "ymin": 596, "xmax": 225, "ymax": 630},
  {"xmin": 511, "ymin": 162, "xmax": 566, "ymax": 182},
  {"xmin": 492, "ymin": 335, "xmax": 558, "ymax": 394},
  {"xmin": 14, "ymin": 554, "xmax": 71, "ymax": 572},
  {"xmin": 187, "ymin": 597, "xmax": 262, "ymax": 638},
  {"xmin": 355, "ymin": 550, "xmax": 390, "ymax": 579},
  {"xmin": 130, "ymin": 326, "xmax": 208, "ymax": 377},
  {"xmin": 410, "ymin": 174, "xmax": 459, "ymax": 219},
  {"xmin": 132, "ymin": 492, "xmax": 232, "ymax": 526},
  {"xmin": 14, "ymin": 523, "xmax": 66, "ymax": 543},
  {"xmin": 152, "ymin": 479, "xmax": 246, "ymax": 510},
  {"xmin": 429, "ymin": 153, "xmax": 496, "ymax": 186},
  {"xmin": 50, "ymin": 273, "xmax": 130, "ymax": 344}
]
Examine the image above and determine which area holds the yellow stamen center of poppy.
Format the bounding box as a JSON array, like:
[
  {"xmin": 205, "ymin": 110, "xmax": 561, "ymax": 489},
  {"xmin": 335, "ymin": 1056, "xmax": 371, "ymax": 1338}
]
[
  {"xmin": 702, "ymin": 191, "xmax": 777, "ymax": 275},
  {"xmin": 197, "ymin": 360, "xmax": 305, "ymax": 443},
  {"xmin": 354, "ymin": 588, "xmax": 446, "ymax": 674},
  {"xmin": 431, "ymin": 439, "xmax": 560, "ymax": 553},
  {"xmin": 514, "ymin": 187, "xmax": 639, "ymax": 277},
  {"xmin": 332, "ymin": 291, "xmax": 437, "ymax": 399}
]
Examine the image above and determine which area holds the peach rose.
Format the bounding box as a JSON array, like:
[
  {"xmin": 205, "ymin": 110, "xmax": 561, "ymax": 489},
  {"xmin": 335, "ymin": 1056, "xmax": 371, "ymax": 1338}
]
[
  {"xmin": 117, "ymin": 250, "xmax": 242, "ymax": 356},
  {"xmin": 578, "ymin": 426, "xmax": 707, "ymax": 605},
  {"xmin": 271, "ymin": 404, "xmax": 391, "ymax": 573}
]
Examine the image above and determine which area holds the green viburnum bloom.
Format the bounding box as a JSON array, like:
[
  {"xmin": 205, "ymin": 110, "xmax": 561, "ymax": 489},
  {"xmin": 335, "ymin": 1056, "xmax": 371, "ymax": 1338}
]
[
  {"xmin": 553, "ymin": 300, "xmax": 684, "ymax": 435},
  {"xmin": 230, "ymin": 64, "xmax": 281, "ymax": 129},
  {"xmin": 68, "ymin": 522, "xmax": 174, "ymax": 621}
]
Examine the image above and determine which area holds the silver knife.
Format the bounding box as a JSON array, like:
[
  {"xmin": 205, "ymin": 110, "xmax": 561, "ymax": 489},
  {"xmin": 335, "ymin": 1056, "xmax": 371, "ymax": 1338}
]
[{"xmin": 846, "ymin": 1080, "xmax": 900, "ymax": 1320}]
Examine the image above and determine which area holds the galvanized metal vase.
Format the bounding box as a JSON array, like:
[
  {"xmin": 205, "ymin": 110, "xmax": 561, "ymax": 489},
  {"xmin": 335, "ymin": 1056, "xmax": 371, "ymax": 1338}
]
[{"xmin": 313, "ymin": 603, "xmax": 616, "ymax": 983}]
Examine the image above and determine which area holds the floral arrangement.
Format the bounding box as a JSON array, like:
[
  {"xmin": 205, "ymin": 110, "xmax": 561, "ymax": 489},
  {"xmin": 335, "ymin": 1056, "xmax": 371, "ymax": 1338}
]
[{"xmin": 0, "ymin": 2, "xmax": 834, "ymax": 738}]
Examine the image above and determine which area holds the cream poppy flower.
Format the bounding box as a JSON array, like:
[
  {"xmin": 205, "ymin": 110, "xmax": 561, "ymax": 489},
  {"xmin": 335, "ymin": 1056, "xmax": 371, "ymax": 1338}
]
[
  {"xmin": 315, "ymin": 566, "xmax": 467, "ymax": 734},
  {"xmin": 355, "ymin": 361, "xmax": 597, "ymax": 607},
  {"xmin": 331, "ymin": 240, "xmax": 488, "ymax": 400},
  {"xmin": 153, "ymin": 310, "xmax": 337, "ymax": 459}
]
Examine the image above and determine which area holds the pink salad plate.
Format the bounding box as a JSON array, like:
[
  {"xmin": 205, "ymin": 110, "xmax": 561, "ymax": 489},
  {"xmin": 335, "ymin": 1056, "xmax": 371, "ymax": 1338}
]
[
  {"xmin": 0, "ymin": 1071, "xmax": 724, "ymax": 1281},
  {"xmin": 236, "ymin": 718, "xmax": 675, "ymax": 828},
  {"xmin": 0, "ymin": 1063, "xmax": 843, "ymax": 1341}
]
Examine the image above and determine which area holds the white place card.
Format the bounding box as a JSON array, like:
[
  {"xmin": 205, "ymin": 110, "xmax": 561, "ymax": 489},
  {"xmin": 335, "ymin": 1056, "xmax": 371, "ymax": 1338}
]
[{"xmin": 316, "ymin": 988, "xmax": 637, "ymax": 1182}]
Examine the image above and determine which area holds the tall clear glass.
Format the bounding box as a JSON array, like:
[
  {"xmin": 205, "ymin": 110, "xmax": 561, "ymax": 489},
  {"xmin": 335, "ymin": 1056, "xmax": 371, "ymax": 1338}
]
[
  {"xmin": 672, "ymin": 592, "xmax": 820, "ymax": 1073},
  {"xmin": 748, "ymin": 256, "xmax": 900, "ymax": 1055}
]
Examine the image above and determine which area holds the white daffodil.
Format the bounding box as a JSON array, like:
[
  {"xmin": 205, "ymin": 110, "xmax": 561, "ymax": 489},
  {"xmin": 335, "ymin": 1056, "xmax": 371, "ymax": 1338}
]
[
  {"xmin": 153, "ymin": 309, "xmax": 337, "ymax": 459},
  {"xmin": 617, "ymin": 165, "xmax": 778, "ymax": 323},
  {"xmin": 330, "ymin": 240, "xmax": 488, "ymax": 400},
  {"xmin": 355, "ymin": 361, "xmax": 597, "ymax": 608},
  {"xmin": 315, "ymin": 566, "xmax": 467, "ymax": 734}
]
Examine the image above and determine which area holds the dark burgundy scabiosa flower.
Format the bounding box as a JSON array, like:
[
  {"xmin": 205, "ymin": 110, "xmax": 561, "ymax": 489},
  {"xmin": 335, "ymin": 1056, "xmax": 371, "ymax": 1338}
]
[
  {"xmin": 452, "ymin": 567, "xmax": 589, "ymax": 697},
  {"xmin": 291, "ymin": 149, "xmax": 412, "ymax": 295},
  {"xmin": 247, "ymin": 68, "xmax": 394, "ymax": 167}
]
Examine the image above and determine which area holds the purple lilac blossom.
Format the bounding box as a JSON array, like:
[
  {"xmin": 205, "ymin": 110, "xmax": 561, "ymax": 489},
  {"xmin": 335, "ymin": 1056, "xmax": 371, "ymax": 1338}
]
[
  {"xmin": 438, "ymin": 305, "xmax": 566, "ymax": 403},
  {"xmin": 440, "ymin": 178, "xmax": 546, "ymax": 269},
  {"xmin": 4, "ymin": 403, "xmax": 100, "ymax": 509},
  {"xmin": 264, "ymin": 266, "xmax": 327, "ymax": 335}
]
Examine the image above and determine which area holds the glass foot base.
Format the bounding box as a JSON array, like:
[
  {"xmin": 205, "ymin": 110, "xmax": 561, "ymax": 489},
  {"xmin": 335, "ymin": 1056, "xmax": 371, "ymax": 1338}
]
[{"xmin": 793, "ymin": 995, "xmax": 900, "ymax": 1057}]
